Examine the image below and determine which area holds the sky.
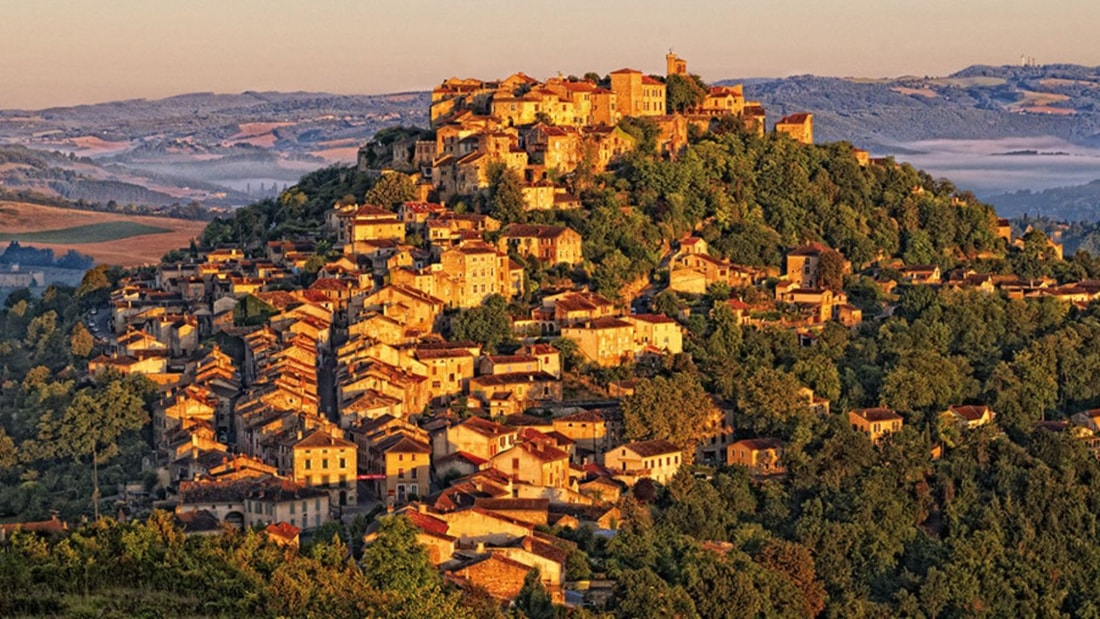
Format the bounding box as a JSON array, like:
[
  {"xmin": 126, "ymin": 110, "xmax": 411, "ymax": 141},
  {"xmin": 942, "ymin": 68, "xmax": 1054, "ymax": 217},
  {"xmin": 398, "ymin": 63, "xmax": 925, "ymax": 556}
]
[{"xmin": 2, "ymin": 0, "xmax": 1099, "ymax": 109}]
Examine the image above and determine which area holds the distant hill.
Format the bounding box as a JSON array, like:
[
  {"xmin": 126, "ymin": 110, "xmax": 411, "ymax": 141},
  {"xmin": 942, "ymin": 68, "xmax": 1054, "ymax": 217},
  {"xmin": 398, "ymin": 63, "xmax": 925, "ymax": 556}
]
[
  {"xmin": 719, "ymin": 64, "xmax": 1100, "ymax": 151},
  {"xmin": 987, "ymin": 179, "xmax": 1100, "ymax": 220},
  {"xmin": 0, "ymin": 91, "xmax": 429, "ymax": 207},
  {"xmin": 6, "ymin": 66, "xmax": 1100, "ymax": 211}
]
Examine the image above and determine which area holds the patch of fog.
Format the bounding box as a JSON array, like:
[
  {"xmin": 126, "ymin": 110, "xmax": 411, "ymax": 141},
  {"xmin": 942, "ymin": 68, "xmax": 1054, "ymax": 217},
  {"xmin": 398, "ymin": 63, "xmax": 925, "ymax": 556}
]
[
  {"xmin": 218, "ymin": 178, "xmax": 293, "ymax": 195},
  {"xmin": 877, "ymin": 137, "xmax": 1100, "ymax": 197}
]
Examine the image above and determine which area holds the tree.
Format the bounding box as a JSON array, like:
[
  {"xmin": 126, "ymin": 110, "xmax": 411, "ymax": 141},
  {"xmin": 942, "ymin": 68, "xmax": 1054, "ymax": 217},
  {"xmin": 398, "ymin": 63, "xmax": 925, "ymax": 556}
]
[
  {"xmin": 756, "ymin": 539, "xmax": 826, "ymax": 618},
  {"xmin": 666, "ymin": 73, "xmax": 708, "ymax": 113},
  {"xmin": 486, "ymin": 163, "xmax": 525, "ymax": 224},
  {"xmin": 76, "ymin": 265, "xmax": 112, "ymax": 302},
  {"xmin": 817, "ymin": 248, "xmax": 847, "ymax": 290},
  {"xmin": 612, "ymin": 568, "xmax": 696, "ymax": 619},
  {"xmin": 360, "ymin": 515, "xmax": 470, "ymax": 617},
  {"xmin": 651, "ymin": 289, "xmax": 682, "ymax": 318},
  {"xmin": 365, "ymin": 172, "xmax": 416, "ymax": 209},
  {"xmin": 736, "ymin": 367, "xmax": 811, "ymax": 440},
  {"xmin": 0, "ymin": 427, "xmax": 16, "ymax": 470},
  {"xmin": 69, "ymin": 323, "xmax": 95, "ymax": 359},
  {"xmin": 515, "ymin": 568, "xmax": 555, "ymax": 619},
  {"xmin": 622, "ymin": 372, "xmax": 715, "ymax": 460},
  {"xmin": 450, "ymin": 294, "xmax": 513, "ymax": 353},
  {"xmin": 45, "ymin": 378, "xmax": 147, "ymax": 518}
]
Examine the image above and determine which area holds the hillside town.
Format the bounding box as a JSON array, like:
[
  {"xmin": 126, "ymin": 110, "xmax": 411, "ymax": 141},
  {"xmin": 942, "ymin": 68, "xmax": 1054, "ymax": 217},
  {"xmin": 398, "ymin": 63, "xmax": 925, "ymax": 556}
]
[{"xmin": 12, "ymin": 53, "xmax": 1100, "ymax": 613}]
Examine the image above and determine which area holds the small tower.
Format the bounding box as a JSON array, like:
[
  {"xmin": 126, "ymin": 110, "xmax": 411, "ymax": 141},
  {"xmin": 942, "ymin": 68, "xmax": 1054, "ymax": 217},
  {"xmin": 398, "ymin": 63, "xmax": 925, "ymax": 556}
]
[{"xmin": 666, "ymin": 50, "xmax": 687, "ymax": 77}]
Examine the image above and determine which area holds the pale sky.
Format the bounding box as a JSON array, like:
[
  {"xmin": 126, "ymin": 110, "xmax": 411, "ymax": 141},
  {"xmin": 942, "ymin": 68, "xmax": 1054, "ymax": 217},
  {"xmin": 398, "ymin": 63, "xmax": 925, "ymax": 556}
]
[{"xmin": 2, "ymin": 0, "xmax": 1098, "ymax": 109}]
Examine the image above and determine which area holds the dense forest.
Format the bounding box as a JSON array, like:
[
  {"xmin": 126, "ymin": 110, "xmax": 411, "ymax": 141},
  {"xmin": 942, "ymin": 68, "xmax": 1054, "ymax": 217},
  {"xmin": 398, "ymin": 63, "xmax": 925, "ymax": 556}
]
[{"xmin": 9, "ymin": 115, "xmax": 1100, "ymax": 616}]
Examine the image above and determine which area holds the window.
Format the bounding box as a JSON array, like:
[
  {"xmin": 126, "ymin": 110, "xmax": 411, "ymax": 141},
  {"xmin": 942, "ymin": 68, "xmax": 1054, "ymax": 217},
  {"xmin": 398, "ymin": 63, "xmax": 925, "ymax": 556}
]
[
  {"xmin": 290, "ymin": 502, "xmax": 296, "ymax": 515},
  {"xmin": 398, "ymin": 468, "xmax": 405, "ymax": 479},
  {"xmin": 512, "ymin": 458, "xmax": 520, "ymax": 470},
  {"xmin": 305, "ymin": 459, "xmax": 312, "ymax": 470},
  {"xmin": 339, "ymin": 458, "xmax": 346, "ymax": 469},
  {"xmin": 322, "ymin": 459, "xmax": 329, "ymax": 469},
  {"xmin": 412, "ymin": 468, "xmax": 418, "ymax": 479},
  {"xmin": 315, "ymin": 499, "xmax": 321, "ymax": 511}
]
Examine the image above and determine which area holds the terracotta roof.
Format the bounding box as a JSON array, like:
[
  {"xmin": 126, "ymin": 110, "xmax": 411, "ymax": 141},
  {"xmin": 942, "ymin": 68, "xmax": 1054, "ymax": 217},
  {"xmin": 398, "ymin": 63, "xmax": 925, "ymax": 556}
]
[
  {"xmin": 435, "ymin": 450, "xmax": 488, "ymax": 467},
  {"xmin": 264, "ymin": 522, "xmax": 301, "ymax": 540},
  {"xmin": 416, "ymin": 348, "xmax": 474, "ymax": 360},
  {"xmin": 512, "ymin": 440, "xmax": 569, "ymax": 463},
  {"xmin": 458, "ymin": 416, "xmax": 514, "ymax": 438},
  {"xmin": 577, "ymin": 317, "xmax": 632, "ymax": 330},
  {"xmin": 501, "ymin": 223, "xmax": 575, "ymax": 240},
  {"xmin": 778, "ymin": 112, "xmax": 812, "ymax": 124},
  {"xmin": 948, "ymin": 405, "xmax": 991, "ymax": 421},
  {"xmin": 629, "ymin": 313, "xmax": 676, "ymax": 324},
  {"xmin": 295, "ymin": 430, "xmax": 356, "ymax": 449},
  {"xmin": 474, "ymin": 498, "xmax": 550, "ymax": 512},
  {"xmin": 851, "ymin": 407, "xmax": 901, "ymax": 422},
  {"xmin": 404, "ymin": 509, "xmax": 451, "ymax": 537},
  {"xmin": 486, "ymin": 354, "xmax": 538, "ymax": 365},
  {"xmin": 620, "ymin": 439, "xmax": 680, "ymax": 457},
  {"xmin": 377, "ymin": 433, "xmax": 432, "ymax": 454},
  {"xmin": 787, "ymin": 242, "xmax": 831, "ymax": 256},
  {"xmin": 732, "ymin": 437, "xmax": 783, "ymax": 451},
  {"xmin": 0, "ymin": 515, "xmax": 68, "ymax": 536}
]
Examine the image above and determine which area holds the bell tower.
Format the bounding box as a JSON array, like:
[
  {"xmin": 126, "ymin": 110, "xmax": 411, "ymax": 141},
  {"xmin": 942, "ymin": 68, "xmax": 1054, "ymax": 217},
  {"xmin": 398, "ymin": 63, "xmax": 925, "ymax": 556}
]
[{"xmin": 666, "ymin": 50, "xmax": 687, "ymax": 77}]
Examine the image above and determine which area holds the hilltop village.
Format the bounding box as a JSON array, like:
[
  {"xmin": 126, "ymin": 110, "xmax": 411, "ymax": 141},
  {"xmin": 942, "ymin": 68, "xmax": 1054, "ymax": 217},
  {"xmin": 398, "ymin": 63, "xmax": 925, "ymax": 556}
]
[
  {"xmin": 359, "ymin": 52, "xmax": 814, "ymax": 207},
  {"xmin": 13, "ymin": 53, "xmax": 1100, "ymax": 614}
]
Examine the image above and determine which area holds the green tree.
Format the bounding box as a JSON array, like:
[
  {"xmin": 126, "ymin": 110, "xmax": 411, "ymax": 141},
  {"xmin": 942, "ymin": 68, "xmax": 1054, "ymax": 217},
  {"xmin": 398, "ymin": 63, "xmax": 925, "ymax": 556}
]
[
  {"xmin": 515, "ymin": 568, "xmax": 555, "ymax": 619},
  {"xmin": 622, "ymin": 372, "xmax": 714, "ymax": 460},
  {"xmin": 43, "ymin": 378, "xmax": 148, "ymax": 518},
  {"xmin": 360, "ymin": 515, "xmax": 470, "ymax": 618},
  {"xmin": 69, "ymin": 322, "xmax": 95, "ymax": 359},
  {"xmin": 76, "ymin": 265, "xmax": 112, "ymax": 305},
  {"xmin": 450, "ymin": 294, "xmax": 513, "ymax": 353},
  {"xmin": 817, "ymin": 248, "xmax": 847, "ymax": 290},
  {"xmin": 612, "ymin": 568, "xmax": 697, "ymax": 619},
  {"xmin": 651, "ymin": 289, "xmax": 682, "ymax": 318},
  {"xmin": 736, "ymin": 367, "xmax": 810, "ymax": 439},
  {"xmin": 486, "ymin": 163, "xmax": 526, "ymax": 224},
  {"xmin": 366, "ymin": 172, "xmax": 417, "ymax": 209},
  {"xmin": 666, "ymin": 73, "xmax": 708, "ymax": 113}
]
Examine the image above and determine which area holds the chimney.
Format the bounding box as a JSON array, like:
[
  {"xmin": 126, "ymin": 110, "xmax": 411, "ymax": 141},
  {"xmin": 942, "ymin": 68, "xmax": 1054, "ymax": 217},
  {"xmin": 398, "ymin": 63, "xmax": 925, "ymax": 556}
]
[
  {"xmin": 417, "ymin": 502, "xmax": 427, "ymax": 514},
  {"xmin": 475, "ymin": 541, "xmax": 486, "ymax": 554}
]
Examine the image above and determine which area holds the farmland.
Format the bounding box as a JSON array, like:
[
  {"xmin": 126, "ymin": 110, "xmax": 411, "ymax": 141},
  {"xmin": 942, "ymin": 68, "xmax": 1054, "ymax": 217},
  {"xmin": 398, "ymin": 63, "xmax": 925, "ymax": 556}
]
[
  {"xmin": 0, "ymin": 201, "xmax": 206, "ymax": 266},
  {"xmin": 1, "ymin": 221, "xmax": 170, "ymax": 244}
]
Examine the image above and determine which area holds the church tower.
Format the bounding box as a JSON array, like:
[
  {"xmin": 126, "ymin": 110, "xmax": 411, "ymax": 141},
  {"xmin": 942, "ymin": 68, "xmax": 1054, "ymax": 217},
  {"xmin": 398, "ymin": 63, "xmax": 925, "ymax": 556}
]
[{"xmin": 666, "ymin": 51, "xmax": 687, "ymax": 77}]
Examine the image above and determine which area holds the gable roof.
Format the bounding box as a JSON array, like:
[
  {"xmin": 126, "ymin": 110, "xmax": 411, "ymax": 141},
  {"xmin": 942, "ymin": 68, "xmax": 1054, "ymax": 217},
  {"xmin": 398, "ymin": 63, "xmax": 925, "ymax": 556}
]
[
  {"xmin": 620, "ymin": 439, "xmax": 680, "ymax": 457},
  {"xmin": 732, "ymin": 437, "xmax": 783, "ymax": 451},
  {"xmin": 851, "ymin": 407, "xmax": 902, "ymax": 422},
  {"xmin": 948, "ymin": 405, "xmax": 992, "ymax": 421},
  {"xmin": 295, "ymin": 430, "xmax": 356, "ymax": 449}
]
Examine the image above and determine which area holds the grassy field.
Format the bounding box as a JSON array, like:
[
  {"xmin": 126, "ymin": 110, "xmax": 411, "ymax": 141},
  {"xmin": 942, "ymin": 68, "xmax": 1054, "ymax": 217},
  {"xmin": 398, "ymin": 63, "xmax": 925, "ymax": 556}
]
[
  {"xmin": 0, "ymin": 201, "xmax": 207, "ymax": 266},
  {"xmin": 0, "ymin": 221, "xmax": 170, "ymax": 244}
]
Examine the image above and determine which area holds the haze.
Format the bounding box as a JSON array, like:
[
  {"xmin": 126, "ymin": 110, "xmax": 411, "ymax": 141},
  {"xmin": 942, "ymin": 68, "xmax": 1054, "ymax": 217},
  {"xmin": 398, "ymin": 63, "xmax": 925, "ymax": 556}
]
[{"xmin": 3, "ymin": 0, "xmax": 1100, "ymax": 109}]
